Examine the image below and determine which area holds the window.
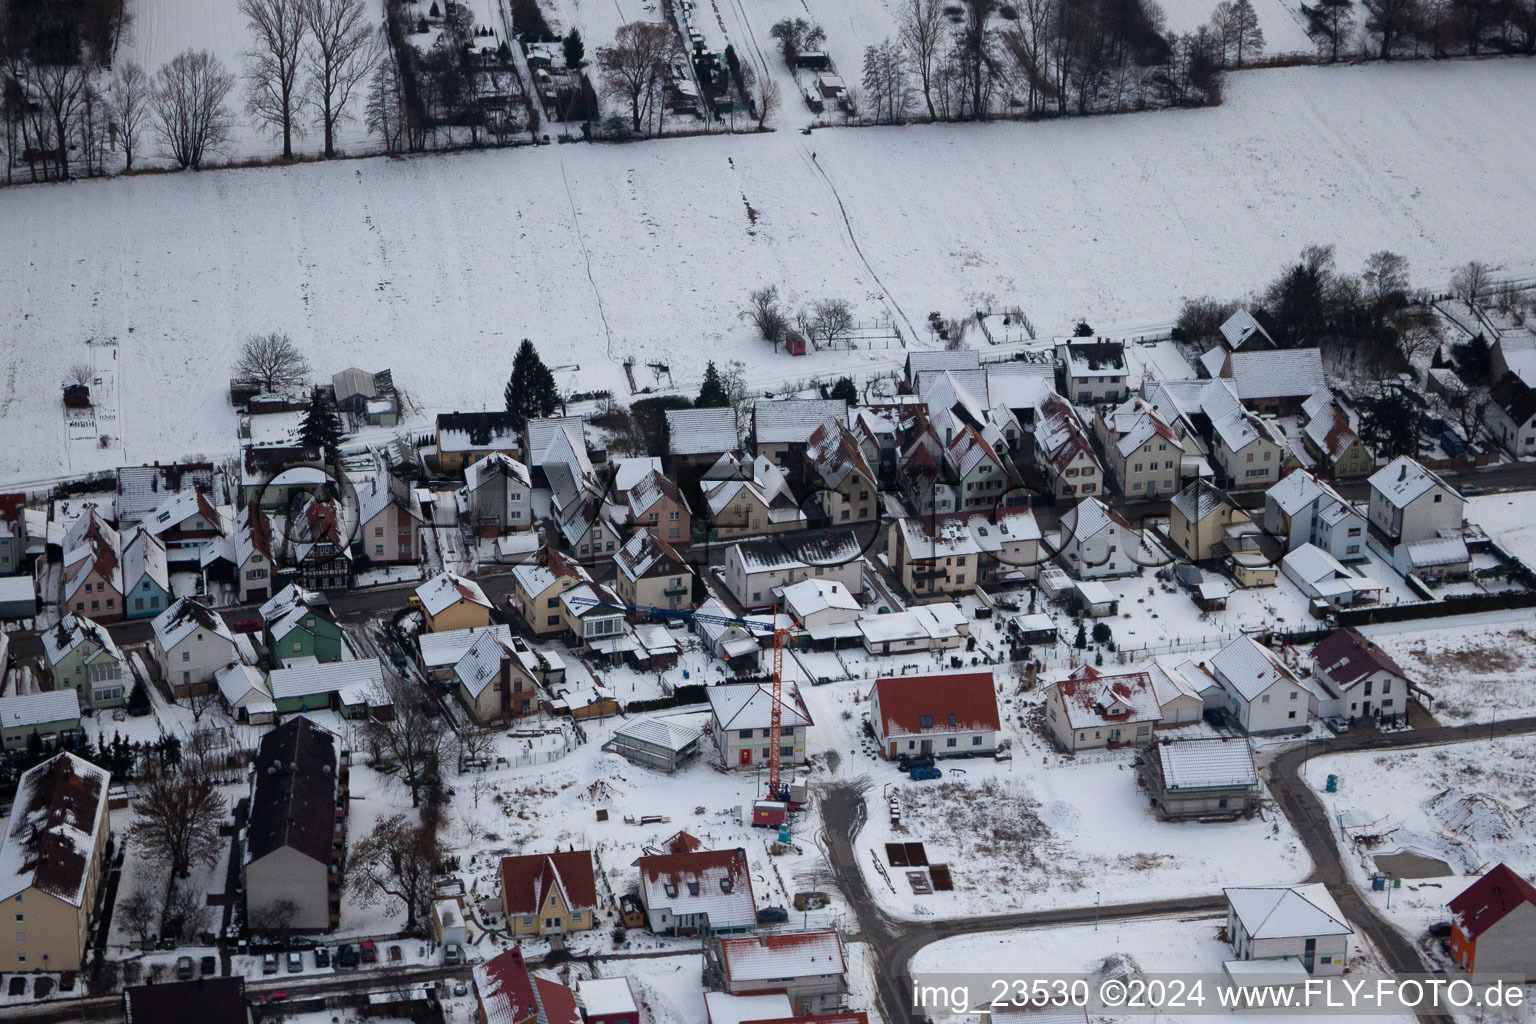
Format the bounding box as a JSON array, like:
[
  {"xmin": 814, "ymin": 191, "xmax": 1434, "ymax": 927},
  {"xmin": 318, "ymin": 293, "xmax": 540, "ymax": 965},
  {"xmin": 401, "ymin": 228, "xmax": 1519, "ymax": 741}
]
[
  {"xmin": 1433, "ymin": 493, "xmax": 1442, "ymax": 503},
  {"xmin": 1288, "ymin": 710, "xmax": 1297, "ymax": 719},
  {"xmin": 1290, "ymin": 690, "xmax": 1298, "ymax": 700},
  {"xmin": 687, "ymin": 881, "xmax": 700, "ymax": 896},
  {"xmin": 780, "ymin": 745, "xmax": 793, "ymax": 757},
  {"xmin": 1382, "ymin": 681, "xmax": 1391, "ymax": 693},
  {"xmin": 1346, "ymin": 544, "xmax": 1360, "ymax": 554},
  {"xmin": 919, "ymin": 714, "xmax": 933, "ymax": 728},
  {"xmin": 946, "ymin": 738, "xmax": 957, "ymax": 747},
  {"xmin": 375, "ymin": 545, "xmax": 384, "ymax": 554},
  {"xmin": 182, "ymin": 651, "xmax": 190, "ymax": 661},
  {"xmin": 1261, "ymin": 694, "xmax": 1270, "ymax": 704},
  {"xmin": 720, "ymin": 879, "xmax": 732, "ymax": 893},
  {"xmin": 739, "ymin": 729, "xmax": 753, "ymax": 739},
  {"xmin": 664, "ymin": 883, "xmax": 677, "ymax": 898},
  {"xmin": 972, "ymin": 736, "xmax": 982, "ymax": 745},
  {"xmin": 293, "ymin": 641, "xmax": 302, "ymax": 652}
]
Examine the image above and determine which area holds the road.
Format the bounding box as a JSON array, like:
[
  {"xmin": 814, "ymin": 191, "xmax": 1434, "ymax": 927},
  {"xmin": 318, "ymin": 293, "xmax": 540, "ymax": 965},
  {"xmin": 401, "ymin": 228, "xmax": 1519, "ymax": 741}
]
[{"xmin": 823, "ymin": 713, "xmax": 1536, "ymax": 1024}]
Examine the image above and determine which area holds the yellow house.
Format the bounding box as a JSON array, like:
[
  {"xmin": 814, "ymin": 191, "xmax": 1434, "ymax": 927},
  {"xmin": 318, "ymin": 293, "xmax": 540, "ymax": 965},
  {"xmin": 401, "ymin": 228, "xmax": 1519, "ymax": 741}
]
[
  {"xmin": 499, "ymin": 851, "xmax": 599, "ymax": 937},
  {"xmin": 0, "ymin": 753, "xmax": 111, "ymax": 972},
  {"xmin": 511, "ymin": 554, "xmax": 590, "ymax": 637},
  {"xmin": 416, "ymin": 571, "xmax": 494, "ymax": 633},
  {"xmin": 1170, "ymin": 481, "xmax": 1250, "ymax": 563}
]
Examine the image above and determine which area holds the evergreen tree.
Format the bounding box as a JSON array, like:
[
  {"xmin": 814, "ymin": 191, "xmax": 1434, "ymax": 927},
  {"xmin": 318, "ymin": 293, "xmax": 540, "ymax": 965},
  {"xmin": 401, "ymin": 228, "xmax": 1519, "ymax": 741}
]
[
  {"xmin": 300, "ymin": 387, "xmax": 345, "ymax": 460},
  {"xmin": 1360, "ymin": 388, "xmax": 1420, "ymax": 458},
  {"xmin": 563, "ymin": 27, "xmax": 584, "ymax": 67},
  {"xmin": 503, "ymin": 339, "xmax": 562, "ymax": 431},
  {"xmin": 1073, "ymin": 621, "xmax": 1087, "ymax": 649},
  {"xmin": 829, "ymin": 376, "xmax": 858, "ymax": 403},
  {"xmin": 1452, "ymin": 333, "xmax": 1492, "ymax": 385},
  {"xmin": 696, "ymin": 361, "xmax": 730, "ymax": 408},
  {"xmin": 127, "ymin": 679, "xmax": 152, "ymax": 716}
]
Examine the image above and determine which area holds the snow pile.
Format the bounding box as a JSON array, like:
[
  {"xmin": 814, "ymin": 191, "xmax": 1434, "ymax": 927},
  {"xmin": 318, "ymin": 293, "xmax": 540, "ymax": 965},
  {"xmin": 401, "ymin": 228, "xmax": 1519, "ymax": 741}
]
[{"xmin": 1427, "ymin": 786, "xmax": 1521, "ymax": 848}]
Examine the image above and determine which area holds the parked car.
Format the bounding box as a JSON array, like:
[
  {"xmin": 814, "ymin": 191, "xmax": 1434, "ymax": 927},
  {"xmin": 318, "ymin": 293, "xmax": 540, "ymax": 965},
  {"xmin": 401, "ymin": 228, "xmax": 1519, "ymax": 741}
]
[
  {"xmin": 909, "ymin": 766, "xmax": 942, "ymax": 781},
  {"xmin": 897, "ymin": 753, "xmax": 935, "ymax": 771},
  {"xmin": 755, "ymin": 906, "xmax": 789, "ymax": 924},
  {"xmin": 313, "ymin": 947, "xmax": 331, "ymax": 969},
  {"xmin": 286, "ymin": 951, "xmax": 303, "ymax": 974},
  {"xmin": 336, "ymin": 945, "xmax": 359, "ymax": 968},
  {"xmin": 261, "ymin": 953, "xmax": 279, "ymax": 975},
  {"xmin": 175, "ymin": 956, "xmax": 194, "ymax": 981},
  {"xmin": 262, "ymin": 992, "xmax": 289, "ymax": 1004},
  {"xmin": 453, "ymin": 980, "xmax": 468, "ymax": 997},
  {"xmin": 443, "ymin": 943, "xmax": 463, "ymax": 967},
  {"xmin": 229, "ymin": 618, "xmax": 262, "ymax": 634},
  {"xmin": 200, "ymin": 955, "xmax": 217, "ymax": 977},
  {"xmin": 359, "ymin": 940, "xmax": 378, "ymax": 964}
]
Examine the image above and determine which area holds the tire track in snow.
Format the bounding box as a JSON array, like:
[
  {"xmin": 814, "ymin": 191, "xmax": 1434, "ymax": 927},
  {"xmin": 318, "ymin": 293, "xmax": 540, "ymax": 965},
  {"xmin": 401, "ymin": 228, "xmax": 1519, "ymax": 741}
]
[
  {"xmin": 557, "ymin": 152, "xmax": 616, "ymax": 361},
  {"xmin": 796, "ymin": 145, "xmax": 918, "ymax": 342}
]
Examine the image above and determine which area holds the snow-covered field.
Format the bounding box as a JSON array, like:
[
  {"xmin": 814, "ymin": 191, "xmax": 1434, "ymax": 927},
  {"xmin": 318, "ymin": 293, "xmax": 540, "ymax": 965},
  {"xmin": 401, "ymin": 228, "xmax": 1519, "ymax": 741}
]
[
  {"xmin": 1359, "ymin": 608, "xmax": 1536, "ymax": 724},
  {"xmin": 1467, "ymin": 491, "xmax": 1536, "ymax": 569},
  {"xmin": 4, "ymin": 60, "xmax": 1536, "ymax": 487}
]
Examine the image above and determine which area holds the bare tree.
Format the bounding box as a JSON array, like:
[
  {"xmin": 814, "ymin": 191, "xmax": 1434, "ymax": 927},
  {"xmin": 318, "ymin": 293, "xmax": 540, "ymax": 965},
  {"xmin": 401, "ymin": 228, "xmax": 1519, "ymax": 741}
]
[
  {"xmin": 753, "ymin": 75, "xmax": 780, "ymax": 129},
  {"xmin": 596, "ymin": 22, "xmax": 676, "ymax": 136},
  {"xmin": 1306, "ymin": 0, "xmax": 1356, "ymax": 59},
  {"xmin": 303, "ymin": 0, "xmax": 378, "ymax": 157},
  {"xmin": 242, "ymin": 0, "xmax": 309, "ymax": 158},
  {"xmin": 958, "ymin": 0, "xmax": 998, "ymax": 120},
  {"xmin": 458, "ymin": 725, "xmax": 497, "ymax": 772},
  {"xmin": 107, "ymin": 62, "xmax": 152, "ymax": 171},
  {"xmin": 29, "ymin": 62, "xmax": 90, "ymax": 179},
  {"xmin": 741, "ymin": 285, "xmax": 789, "ymax": 346},
  {"xmin": 899, "ymin": 0, "xmax": 946, "ymax": 118},
  {"xmin": 247, "ymin": 897, "xmax": 300, "ymax": 936},
  {"xmin": 364, "ymin": 673, "xmax": 455, "ymax": 806},
  {"xmin": 235, "ymin": 332, "xmax": 311, "ymax": 390},
  {"xmin": 152, "ymin": 50, "xmax": 237, "ymax": 169},
  {"xmin": 128, "ymin": 773, "xmax": 229, "ymax": 877},
  {"xmin": 365, "ymin": 48, "xmax": 408, "ymax": 152},
  {"xmin": 1450, "ymin": 260, "xmax": 1496, "ymax": 312},
  {"xmin": 67, "ymin": 363, "xmax": 93, "ymax": 387},
  {"xmin": 349, "ymin": 813, "xmax": 441, "ymax": 933},
  {"xmin": 1447, "ymin": 383, "xmax": 1491, "ymax": 443},
  {"xmin": 162, "ymin": 876, "xmax": 214, "ymax": 942},
  {"xmin": 117, "ymin": 882, "xmax": 161, "ymax": 946},
  {"xmin": 1361, "ymin": 250, "xmax": 1411, "ymax": 310},
  {"xmin": 801, "ymin": 298, "xmax": 855, "ymax": 348},
  {"xmin": 1362, "ymin": 0, "xmax": 1423, "ymax": 56}
]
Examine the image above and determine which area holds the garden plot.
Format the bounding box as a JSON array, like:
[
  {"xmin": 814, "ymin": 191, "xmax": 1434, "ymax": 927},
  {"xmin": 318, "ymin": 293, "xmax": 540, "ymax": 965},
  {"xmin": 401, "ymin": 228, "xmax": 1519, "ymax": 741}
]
[
  {"xmin": 1307, "ymin": 739, "xmax": 1536, "ymax": 946},
  {"xmin": 1359, "ymin": 613, "xmax": 1536, "ymax": 724},
  {"xmin": 1467, "ymin": 491, "xmax": 1536, "ymax": 570},
  {"xmin": 911, "ymin": 916, "xmax": 1406, "ymax": 1024},
  {"xmin": 854, "ymin": 754, "xmax": 1309, "ymax": 921}
]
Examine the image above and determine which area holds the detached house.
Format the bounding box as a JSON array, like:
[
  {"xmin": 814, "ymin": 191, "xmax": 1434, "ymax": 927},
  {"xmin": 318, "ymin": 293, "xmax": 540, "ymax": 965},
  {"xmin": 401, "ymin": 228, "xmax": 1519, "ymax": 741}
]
[
  {"xmin": 1485, "ymin": 372, "xmax": 1536, "ymax": 457},
  {"xmin": 623, "ymin": 470, "xmax": 690, "ymax": 546},
  {"xmin": 151, "ymin": 598, "xmax": 240, "ymax": 698},
  {"xmin": 1224, "ymin": 884, "xmax": 1351, "ymax": 975},
  {"xmin": 1263, "ymin": 471, "xmax": 1367, "ymax": 562},
  {"xmin": 1208, "ymin": 636, "xmax": 1310, "ymax": 734},
  {"xmin": 721, "ymin": 532, "xmax": 864, "ymax": 611},
  {"xmin": 262, "ymin": 584, "xmax": 343, "ymax": 667},
  {"xmin": 704, "ymin": 930, "xmax": 849, "ymax": 1016},
  {"xmin": 1309, "ymin": 628, "xmax": 1413, "ymax": 722},
  {"xmin": 707, "ymin": 682, "xmax": 813, "ymax": 769},
  {"xmin": 436, "ymin": 410, "xmax": 521, "ymax": 475},
  {"xmin": 805, "ymin": 418, "xmax": 879, "ymax": 527},
  {"xmin": 1168, "ymin": 481, "xmax": 1271, "ymax": 585},
  {"xmin": 416, "ymin": 571, "xmax": 494, "ymax": 633},
  {"xmin": 499, "ymin": 850, "xmax": 599, "ymax": 937},
  {"xmin": 613, "ymin": 531, "xmax": 692, "ymax": 615},
  {"xmin": 1059, "ymin": 339, "xmax": 1131, "ymax": 405},
  {"xmin": 888, "ymin": 509, "xmax": 1041, "ymax": 600},
  {"xmin": 284, "ymin": 494, "xmax": 353, "ymax": 590},
  {"xmin": 634, "ymin": 848, "xmax": 757, "ymax": 936},
  {"xmin": 868, "ymin": 671, "xmax": 1000, "ymax": 759},
  {"xmin": 454, "ymin": 630, "xmax": 540, "ymax": 725},
  {"xmin": 0, "ymin": 753, "xmax": 110, "ymax": 971},
  {"xmin": 1448, "ymin": 864, "xmax": 1536, "ymax": 981},
  {"xmin": 202, "ymin": 504, "xmax": 275, "ymax": 603},
  {"xmin": 1213, "ymin": 348, "xmax": 1328, "ymax": 415},
  {"xmin": 474, "ymin": 947, "xmax": 582, "ymax": 1024},
  {"xmin": 1138, "ymin": 737, "xmax": 1260, "ymax": 820},
  {"xmin": 464, "ymin": 453, "xmax": 534, "ymax": 534},
  {"xmin": 245, "ymin": 717, "xmax": 348, "ymax": 932},
  {"xmin": 666, "ymin": 407, "xmax": 740, "ymax": 472},
  {"xmin": 41, "ymin": 614, "xmax": 126, "ymax": 710},
  {"xmin": 1299, "ymin": 389, "xmax": 1373, "ymax": 479},
  {"xmin": 1043, "ymin": 669, "xmax": 1161, "ymax": 752},
  {"xmin": 0, "ymin": 691, "xmax": 82, "ymax": 751},
  {"xmin": 702, "ymin": 454, "xmax": 806, "ymax": 539},
  {"xmin": 355, "ymin": 474, "xmax": 423, "ymax": 564},
  {"xmin": 1055, "ymin": 498, "xmax": 1137, "ymax": 579},
  {"xmin": 61, "ymin": 507, "xmax": 123, "ymax": 622},
  {"xmin": 1032, "ymin": 395, "xmax": 1103, "ymax": 499},
  {"xmin": 1094, "ymin": 397, "xmax": 1186, "ymax": 500},
  {"xmin": 1367, "ymin": 457, "xmax": 1463, "ymax": 545},
  {"xmin": 511, "ymin": 553, "xmax": 591, "ymax": 637}
]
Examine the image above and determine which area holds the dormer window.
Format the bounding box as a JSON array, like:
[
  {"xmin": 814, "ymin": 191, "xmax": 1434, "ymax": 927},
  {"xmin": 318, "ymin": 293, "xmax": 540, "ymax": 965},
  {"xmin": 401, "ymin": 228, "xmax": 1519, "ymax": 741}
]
[
  {"xmin": 664, "ymin": 883, "xmax": 677, "ymax": 898},
  {"xmin": 919, "ymin": 714, "xmax": 933, "ymax": 729},
  {"xmin": 687, "ymin": 881, "xmax": 700, "ymax": 896},
  {"xmin": 720, "ymin": 879, "xmax": 732, "ymax": 893}
]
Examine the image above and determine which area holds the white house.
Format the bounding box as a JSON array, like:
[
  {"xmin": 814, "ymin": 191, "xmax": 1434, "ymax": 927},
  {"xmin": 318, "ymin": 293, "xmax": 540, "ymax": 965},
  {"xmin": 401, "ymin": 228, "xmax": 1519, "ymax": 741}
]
[
  {"xmin": 1059, "ymin": 339, "xmax": 1131, "ymax": 405},
  {"xmin": 868, "ymin": 671, "xmax": 1000, "ymax": 759},
  {"xmin": 707, "ymin": 682, "xmax": 813, "ymax": 769},
  {"xmin": 693, "ymin": 597, "xmax": 763, "ymax": 671},
  {"xmin": 463, "ymin": 453, "xmax": 533, "ymax": 533},
  {"xmin": 1055, "ymin": 498, "xmax": 1138, "ymax": 579},
  {"xmin": 151, "ymin": 598, "xmax": 240, "ymax": 698},
  {"xmin": 1367, "ymin": 457, "xmax": 1463, "ymax": 545},
  {"xmin": 780, "ymin": 578, "xmax": 860, "ymax": 641},
  {"xmin": 1309, "ymin": 628, "xmax": 1413, "ymax": 722},
  {"xmin": 635, "ymin": 848, "xmax": 756, "ymax": 936},
  {"xmin": 215, "ymin": 663, "xmax": 276, "ymax": 724},
  {"xmin": 1208, "ymin": 636, "xmax": 1310, "ymax": 734},
  {"xmin": 720, "ymin": 532, "xmax": 863, "ymax": 610},
  {"xmin": 1225, "ymin": 884, "xmax": 1352, "ymax": 976},
  {"xmin": 1281, "ymin": 545, "xmax": 1383, "ymax": 608},
  {"xmin": 1263, "ymin": 471, "xmax": 1368, "ymax": 562}
]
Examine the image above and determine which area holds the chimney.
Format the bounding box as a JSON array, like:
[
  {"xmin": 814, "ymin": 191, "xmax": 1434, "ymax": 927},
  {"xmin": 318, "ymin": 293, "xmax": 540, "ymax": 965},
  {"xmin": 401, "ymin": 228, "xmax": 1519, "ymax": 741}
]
[{"xmin": 1399, "ymin": 464, "xmax": 1407, "ymax": 481}]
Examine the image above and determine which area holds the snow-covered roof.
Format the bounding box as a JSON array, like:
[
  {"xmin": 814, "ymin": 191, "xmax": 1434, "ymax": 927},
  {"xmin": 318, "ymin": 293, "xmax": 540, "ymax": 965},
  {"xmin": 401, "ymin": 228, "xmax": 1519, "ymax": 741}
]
[
  {"xmin": 416, "ymin": 571, "xmax": 491, "ymax": 617},
  {"xmin": 754, "ymin": 398, "xmax": 848, "ymax": 444},
  {"xmin": 780, "ymin": 578, "xmax": 859, "ymax": 620},
  {"xmin": 1401, "ymin": 535, "xmax": 1470, "ymax": 568},
  {"xmin": 216, "ymin": 663, "xmax": 273, "ymax": 710},
  {"xmin": 1061, "ymin": 339, "xmax": 1127, "ymax": 379},
  {"xmin": 1049, "ymin": 670, "xmax": 1161, "ymax": 731},
  {"xmin": 436, "ymin": 410, "xmax": 519, "ymax": 454},
  {"xmin": 577, "ymin": 978, "xmax": 638, "ymax": 1018},
  {"xmin": 612, "ymin": 456, "xmax": 664, "ymax": 495},
  {"xmin": 856, "ymin": 604, "xmax": 966, "ymax": 645},
  {"xmin": 1221, "ymin": 348, "xmax": 1326, "ymax": 401},
  {"xmin": 1369, "ymin": 456, "xmax": 1454, "ymax": 508},
  {"xmin": 151, "ymin": 597, "xmax": 235, "ymax": 653},
  {"xmin": 453, "ymin": 631, "xmax": 521, "ymax": 698},
  {"xmin": 1059, "ymin": 497, "xmax": 1130, "ymax": 545},
  {"xmin": 666, "ymin": 406, "xmax": 739, "ymax": 456},
  {"xmin": 1266, "ymin": 470, "xmax": 1330, "ymax": 516},
  {"xmin": 708, "ymin": 682, "xmax": 812, "ymax": 731},
  {"xmin": 475, "ymin": 948, "xmax": 539, "ymax": 1024},
  {"xmin": 114, "ymin": 462, "xmax": 221, "ymax": 524},
  {"xmin": 1210, "ymin": 636, "xmax": 1297, "ymax": 701},
  {"xmin": 717, "ymin": 930, "xmax": 847, "ymax": 985},
  {"xmin": 871, "ymin": 671, "xmax": 1000, "ymax": 737},
  {"xmin": 1282, "ymin": 543, "xmax": 1368, "ymax": 593},
  {"xmin": 625, "ymin": 469, "xmax": 687, "ymax": 520},
  {"xmin": 702, "ymin": 454, "xmax": 803, "ymax": 526},
  {"xmin": 612, "ymin": 716, "xmax": 702, "ymax": 753},
  {"xmin": 0, "ymin": 689, "xmax": 81, "ymax": 730},
  {"xmin": 730, "ymin": 530, "xmax": 861, "ymax": 575},
  {"xmin": 268, "ymin": 658, "xmax": 383, "ymax": 704},
  {"xmin": 418, "ymin": 625, "xmax": 513, "ymax": 670},
  {"xmin": 141, "ymin": 486, "xmax": 224, "ymax": 538},
  {"xmin": 614, "ymin": 530, "xmax": 685, "ymax": 582},
  {"xmin": 0, "ymin": 752, "xmax": 108, "ymax": 905},
  {"xmin": 1225, "ymin": 884, "xmax": 1352, "ymax": 940},
  {"xmin": 40, "ymin": 614, "xmax": 121, "ymax": 668},
  {"xmin": 1170, "ymin": 480, "xmax": 1230, "ymax": 524},
  {"xmin": 703, "ymin": 992, "xmax": 793, "ymax": 1024},
  {"xmin": 636, "ymin": 847, "xmax": 756, "ymax": 930},
  {"xmin": 1151, "ymin": 738, "xmax": 1256, "ymax": 791},
  {"xmin": 1219, "ymin": 308, "xmax": 1275, "ymax": 351},
  {"xmin": 807, "ymin": 418, "xmax": 874, "ymax": 489}
]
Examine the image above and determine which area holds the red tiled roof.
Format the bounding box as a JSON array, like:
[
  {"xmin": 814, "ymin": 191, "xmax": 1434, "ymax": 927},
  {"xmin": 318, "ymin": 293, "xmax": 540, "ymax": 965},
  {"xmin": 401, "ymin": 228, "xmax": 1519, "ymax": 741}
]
[
  {"xmin": 1310, "ymin": 628, "xmax": 1411, "ymax": 689},
  {"xmin": 1051, "ymin": 672, "xmax": 1161, "ymax": 732},
  {"xmin": 476, "ymin": 948, "xmax": 537, "ymax": 1024},
  {"xmin": 871, "ymin": 672, "xmax": 1000, "ymax": 737},
  {"xmin": 533, "ymin": 978, "xmax": 582, "ymax": 1024},
  {"xmin": 500, "ymin": 851, "xmax": 598, "ymax": 915},
  {"xmin": 1448, "ymin": 863, "xmax": 1536, "ymax": 941}
]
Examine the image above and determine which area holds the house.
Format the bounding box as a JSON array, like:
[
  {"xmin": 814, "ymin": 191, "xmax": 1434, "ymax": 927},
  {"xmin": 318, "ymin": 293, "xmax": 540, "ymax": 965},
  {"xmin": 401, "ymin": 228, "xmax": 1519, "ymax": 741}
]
[
  {"xmin": 1094, "ymin": 397, "xmax": 1186, "ymax": 499},
  {"xmin": 417, "ymin": 571, "xmax": 494, "ymax": 632},
  {"xmin": 857, "ymin": 603, "xmax": 968, "ymax": 655},
  {"xmin": 245, "ymin": 718, "xmax": 347, "ymax": 932},
  {"xmin": 704, "ymin": 930, "xmax": 848, "ymax": 1015},
  {"xmin": 888, "ymin": 509, "xmax": 1041, "ymax": 601},
  {"xmin": 120, "ymin": 529, "xmax": 170, "ymax": 619},
  {"xmin": 41, "ymin": 614, "xmax": 127, "ymax": 710},
  {"xmin": 215, "ymin": 663, "xmax": 276, "ymax": 724},
  {"xmin": 701, "ymin": 454, "xmax": 806, "ymax": 539},
  {"xmin": 1138, "ymin": 738, "xmax": 1259, "ymax": 820},
  {"xmin": 1484, "ymin": 372, "xmax": 1536, "ymax": 457},
  {"xmin": 1169, "ymin": 480, "xmax": 1249, "ymax": 563},
  {"xmin": 694, "ymin": 597, "xmax": 764, "ymax": 671},
  {"xmin": 1281, "ymin": 545, "xmax": 1383, "ymax": 609},
  {"xmin": 122, "ymin": 978, "xmax": 249, "ymax": 1024},
  {"xmin": 1299, "ymin": 389, "xmax": 1373, "ymax": 478},
  {"xmin": 432, "ymin": 897, "xmax": 468, "ymax": 948},
  {"xmin": 805, "ymin": 418, "xmax": 880, "ymax": 527},
  {"xmin": 511, "ymin": 553, "xmax": 591, "ymax": 637},
  {"xmin": 355, "ymin": 474, "xmax": 424, "ymax": 564},
  {"xmin": 152, "ymin": 598, "xmax": 240, "ymax": 698},
  {"xmin": 1391, "ymin": 534, "xmax": 1472, "ymax": 584},
  {"xmin": 721, "ymin": 532, "xmax": 864, "ymax": 610},
  {"xmin": 464, "ymin": 453, "xmax": 533, "ymax": 535},
  {"xmin": 604, "ymin": 717, "xmax": 703, "ymax": 773},
  {"xmin": 1216, "ymin": 309, "xmax": 1279, "ymax": 353},
  {"xmin": 261, "ymin": 584, "xmax": 343, "ymax": 667},
  {"xmin": 1043, "ymin": 668, "xmax": 1160, "ymax": 752},
  {"xmin": 205, "ymin": 504, "xmax": 276, "ymax": 603},
  {"xmin": 0, "ymin": 493, "xmax": 28, "ymax": 576},
  {"xmin": 139, "ymin": 486, "xmax": 226, "ymax": 562},
  {"xmin": 1208, "ymin": 636, "xmax": 1310, "ymax": 734},
  {"xmin": 559, "ymin": 583, "xmax": 627, "ymax": 651},
  {"xmin": 1214, "ymin": 348, "xmax": 1328, "ymax": 415},
  {"xmin": 1367, "ymin": 457, "xmax": 1463, "ymax": 545},
  {"xmin": 1447, "ymin": 863, "xmax": 1536, "ymax": 981},
  {"xmin": 474, "ymin": 947, "xmax": 581, "ymax": 1024},
  {"xmin": 268, "ymin": 658, "xmax": 385, "ymax": 718},
  {"xmin": 577, "ymin": 978, "xmax": 641, "ymax": 1024},
  {"xmin": 0, "ymin": 575, "xmax": 36, "ymax": 620},
  {"xmin": 0, "ymin": 753, "xmax": 110, "ymax": 971},
  {"xmin": 1031, "ymin": 394, "xmax": 1103, "ymax": 498},
  {"xmin": 868, "ymin": 672, "xmax": 1000, "ymax": 759},
  {"xmin": 780, "ymin": 578, "xmax": 860, "ymax": 642},
  {"xmin": 666, "ymin": 407, "xmax": 740, "ymax": 470},
  {"xmin": 1309, "ymin": 628, "xmax": 1413, "ymax": 722},
  {"xmin": 1146, "ymin": 379, "xmax": 1287, "ymax": 490},
  {"xmin": 613, "ymin": 531, "xmax": 692, "ymax": 615},
  {"xmin": 454, "ymin": 630, "xmax": 540, "ymax": 725},
  {"xmin": 281, "ymin": 494, "xmax": 353, "ymax": 590},
  {"xmin": 1059, "ymin": 339, "xmax": 1131, "ymax": 405},
  {"xmin": 1224, "ymin": 884, "xmax": 1351, "ymax": 975},
  {"xmin": 499, "ymin": 850, "xmax": 599, "ymax": 937},
  {"xmin": 1263, "ymin": 471, "xmax": 1368, "ymax": 562},
  {"xmin": 904, "ymin": 350, "xmax": 981, "ymax": 391},
  {"xmin": 554, "ymin": 495, "xmax": 627, "ymax": 561},
  {"xmin": 623, "ymin": 470, "xmax": 691, "ymax": 546},
  {"xmin": 634, "ymin": 847, "xmax": 756, "ymax": 935},
  {"xmin": 436, "ymin": 411, "xmax": 521, "ymax": 474},
  {"xmin": 0, "ymin": 690, "xmax": 82, "ymax": 751},
  {"xmin": 752, "ymin": 399, "xmax": 848, "ymax": 468},
  {"xmin": 526, "ymin": 415, "xmax": 596, "ymax": 488},
  {"xmin": 1054, "ymin": 498, "xmax": 1137, "ymax": 579},
  {"xmin": 115, "ymin": 461, "xmax": 226, "ymax": 528},
  {"xmin": 708, "ymin": 682, "xmax": 813, "ymax": 769},
  {"xmin": 417, "ymin": 625, "xmax": 516, "ymax": 683},
  {"xmin": 61, "ymin": 506, "xmax": 123, "ymax": 622}
]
